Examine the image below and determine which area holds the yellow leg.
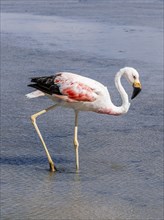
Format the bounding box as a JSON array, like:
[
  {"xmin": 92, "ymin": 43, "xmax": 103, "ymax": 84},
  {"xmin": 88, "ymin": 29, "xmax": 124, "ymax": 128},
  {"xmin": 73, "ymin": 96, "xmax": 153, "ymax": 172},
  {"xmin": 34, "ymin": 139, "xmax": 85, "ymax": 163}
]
[
  {"xmin": 74, "ymin": 111, "xmax": 79, "ymax": 171},
  {"xmin": 31, "ymin": 104, "xmax": 58, "ymax": 172}
]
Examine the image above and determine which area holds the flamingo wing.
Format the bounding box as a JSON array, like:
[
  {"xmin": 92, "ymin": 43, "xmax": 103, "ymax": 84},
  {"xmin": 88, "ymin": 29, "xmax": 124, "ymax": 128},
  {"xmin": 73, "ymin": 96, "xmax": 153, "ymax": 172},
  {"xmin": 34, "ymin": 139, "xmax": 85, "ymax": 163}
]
[{"xmin": 28, "ymin": 73, "xmax": 98, "ymax": 103}]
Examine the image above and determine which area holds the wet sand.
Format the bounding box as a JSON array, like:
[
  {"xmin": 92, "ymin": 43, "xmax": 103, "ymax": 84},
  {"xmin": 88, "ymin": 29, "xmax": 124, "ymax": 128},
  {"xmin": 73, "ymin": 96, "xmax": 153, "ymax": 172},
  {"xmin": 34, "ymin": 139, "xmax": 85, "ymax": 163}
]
[{"xmin": 1, "ymin": 0, "xmax": 163, "ymax": 219}]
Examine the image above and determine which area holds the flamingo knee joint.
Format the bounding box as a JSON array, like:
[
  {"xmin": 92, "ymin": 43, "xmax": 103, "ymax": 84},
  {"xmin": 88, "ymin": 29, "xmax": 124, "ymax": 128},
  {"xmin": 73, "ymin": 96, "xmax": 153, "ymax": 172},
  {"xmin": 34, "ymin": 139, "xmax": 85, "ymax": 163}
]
[
  {"xmin": 31, "ymin": 115, "xmax": 36, "ymax": 124},
  {"xmin": 74, "ymin": 140, "xmax": 79, "ymax": 148}
]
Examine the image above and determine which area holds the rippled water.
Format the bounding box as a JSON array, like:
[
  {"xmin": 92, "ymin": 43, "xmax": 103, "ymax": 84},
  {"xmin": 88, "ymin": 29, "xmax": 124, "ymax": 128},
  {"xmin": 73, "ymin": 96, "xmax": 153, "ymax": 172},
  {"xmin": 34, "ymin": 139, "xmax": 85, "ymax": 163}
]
[{"xmin": 1, "ymin": 1, "xmax": 163, "ymax": 219}]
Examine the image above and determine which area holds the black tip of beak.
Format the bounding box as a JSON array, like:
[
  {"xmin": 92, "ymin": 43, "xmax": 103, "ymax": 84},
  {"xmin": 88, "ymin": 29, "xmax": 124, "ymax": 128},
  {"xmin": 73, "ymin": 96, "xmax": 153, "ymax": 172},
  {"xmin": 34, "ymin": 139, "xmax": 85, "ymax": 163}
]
[{"xmin": 131, "ymin": 87, "xmax": 142, "ymax": 99}]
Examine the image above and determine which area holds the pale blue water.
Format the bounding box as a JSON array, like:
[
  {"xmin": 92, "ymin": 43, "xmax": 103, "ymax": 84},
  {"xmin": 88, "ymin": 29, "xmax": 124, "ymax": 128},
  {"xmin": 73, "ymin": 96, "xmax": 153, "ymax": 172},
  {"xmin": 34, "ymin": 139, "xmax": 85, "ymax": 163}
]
[{"xmin": 1, "ymin": 1, "xmax": 163, "ymax": 219}]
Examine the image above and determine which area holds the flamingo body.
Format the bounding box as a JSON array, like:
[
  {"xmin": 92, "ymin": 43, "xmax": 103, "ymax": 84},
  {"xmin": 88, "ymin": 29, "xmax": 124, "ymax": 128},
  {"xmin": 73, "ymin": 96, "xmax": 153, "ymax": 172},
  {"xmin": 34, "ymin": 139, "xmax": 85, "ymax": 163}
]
[{"xmin": 28, "ymin": 72, "xmax": 119, "ymax": 114}]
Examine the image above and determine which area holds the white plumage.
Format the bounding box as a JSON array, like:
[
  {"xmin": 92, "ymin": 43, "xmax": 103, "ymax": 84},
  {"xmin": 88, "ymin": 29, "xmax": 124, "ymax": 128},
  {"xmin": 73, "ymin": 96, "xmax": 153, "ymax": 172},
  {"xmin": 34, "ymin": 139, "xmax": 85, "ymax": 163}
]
[{"xmin": 26, "ymin": 90, "xmax": 45, "ymax": 99}]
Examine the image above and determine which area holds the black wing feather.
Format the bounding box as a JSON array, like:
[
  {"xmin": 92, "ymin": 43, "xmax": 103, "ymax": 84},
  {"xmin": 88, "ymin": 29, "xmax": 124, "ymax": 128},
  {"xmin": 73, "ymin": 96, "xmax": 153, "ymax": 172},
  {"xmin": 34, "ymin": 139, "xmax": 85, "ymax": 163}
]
[{"xmin": 28, "ymin": 75, "xmax": 62, "ymax": 95}]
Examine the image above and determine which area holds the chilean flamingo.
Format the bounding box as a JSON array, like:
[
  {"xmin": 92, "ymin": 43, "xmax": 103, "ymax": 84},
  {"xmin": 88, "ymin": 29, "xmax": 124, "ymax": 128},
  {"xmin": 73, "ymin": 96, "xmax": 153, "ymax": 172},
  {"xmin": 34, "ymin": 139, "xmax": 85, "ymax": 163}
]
[{"xmin": 26, "ymin": 67, "xmax": 142, "ymax": 172}]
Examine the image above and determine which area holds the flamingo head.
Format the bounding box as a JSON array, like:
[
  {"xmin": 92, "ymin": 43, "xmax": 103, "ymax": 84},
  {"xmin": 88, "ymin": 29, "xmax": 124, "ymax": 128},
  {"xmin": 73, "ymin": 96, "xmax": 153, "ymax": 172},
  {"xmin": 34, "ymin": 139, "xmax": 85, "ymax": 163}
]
[{"xmin": 121, "ymin": 67, "xmax": 142, "ymax": 99}]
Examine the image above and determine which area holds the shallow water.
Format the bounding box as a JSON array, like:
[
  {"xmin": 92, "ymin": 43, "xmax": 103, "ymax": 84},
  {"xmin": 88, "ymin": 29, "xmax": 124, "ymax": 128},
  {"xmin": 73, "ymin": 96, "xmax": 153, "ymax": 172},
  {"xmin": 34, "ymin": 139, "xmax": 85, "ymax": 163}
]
[{"xmin": 1, "ymin": 1, "xmax": 163, "ymax": 219}]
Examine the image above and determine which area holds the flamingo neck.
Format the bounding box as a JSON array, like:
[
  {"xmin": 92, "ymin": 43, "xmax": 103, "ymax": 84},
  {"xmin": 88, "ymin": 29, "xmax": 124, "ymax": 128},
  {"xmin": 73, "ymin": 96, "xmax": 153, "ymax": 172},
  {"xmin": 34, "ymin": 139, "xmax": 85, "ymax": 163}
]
[
  {"xmin": 99, "ymin": 70, "xmax": 130, "ymax": 116},
  {"xmin": 112, "ymin": 70, "xmax": 130, "ymax": 115}
]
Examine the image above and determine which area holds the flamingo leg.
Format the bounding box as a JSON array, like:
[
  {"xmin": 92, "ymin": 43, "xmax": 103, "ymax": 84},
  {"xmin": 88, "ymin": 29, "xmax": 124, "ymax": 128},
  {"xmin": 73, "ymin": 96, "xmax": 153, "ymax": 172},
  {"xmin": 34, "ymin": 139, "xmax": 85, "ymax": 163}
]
[
  {"xmin": 31, "ymin": 104, "xmax": 58, "ymax": 172},
  {"xmin": 74, "ymin": 111, "xmax": 79, "ymax": 171}
]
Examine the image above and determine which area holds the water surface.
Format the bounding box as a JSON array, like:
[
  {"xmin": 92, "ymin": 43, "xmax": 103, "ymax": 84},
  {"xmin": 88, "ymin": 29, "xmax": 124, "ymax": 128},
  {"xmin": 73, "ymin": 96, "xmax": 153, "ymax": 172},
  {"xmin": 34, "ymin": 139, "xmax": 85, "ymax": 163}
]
[{"xmin": 1, "ymin": 1, "xmax": 163, "ymax": 219}]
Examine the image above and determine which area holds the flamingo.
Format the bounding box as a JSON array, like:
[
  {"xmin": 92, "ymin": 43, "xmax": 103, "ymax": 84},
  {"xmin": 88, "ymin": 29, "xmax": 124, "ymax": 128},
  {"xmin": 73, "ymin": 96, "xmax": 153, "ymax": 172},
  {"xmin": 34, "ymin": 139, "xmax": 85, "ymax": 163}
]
[{"xmin": 26, "ymin": 67, "xmax": 142, "ymax": 172}]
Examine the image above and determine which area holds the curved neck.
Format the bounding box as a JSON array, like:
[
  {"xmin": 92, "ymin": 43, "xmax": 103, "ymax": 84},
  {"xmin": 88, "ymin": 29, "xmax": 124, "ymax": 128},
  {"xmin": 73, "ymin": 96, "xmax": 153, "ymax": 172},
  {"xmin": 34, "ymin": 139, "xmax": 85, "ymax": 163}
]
[{"xmin": 111, "ymin": 70, "xmax": 130, "ymax": 115}]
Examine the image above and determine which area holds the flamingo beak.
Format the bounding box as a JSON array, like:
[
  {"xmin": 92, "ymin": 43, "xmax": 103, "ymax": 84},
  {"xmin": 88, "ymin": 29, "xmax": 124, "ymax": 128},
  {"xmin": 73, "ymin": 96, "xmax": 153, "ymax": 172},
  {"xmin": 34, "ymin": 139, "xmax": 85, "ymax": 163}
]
[{"xmin": 131, "ymin": 81, "xmax": 142, "ymax": 99}]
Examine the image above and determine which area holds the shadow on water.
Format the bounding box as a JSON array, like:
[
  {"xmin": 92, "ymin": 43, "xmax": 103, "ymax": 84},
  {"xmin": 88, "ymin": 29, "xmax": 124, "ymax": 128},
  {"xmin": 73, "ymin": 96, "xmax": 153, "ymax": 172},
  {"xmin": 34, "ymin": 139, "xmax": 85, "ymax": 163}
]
[
  {"xmin": 0, "ymin": 155, "xmax": 72, "ymax": 166},
  {"xmin": 0, "ymin": 155, "xmax": 82, "ymax": 179},
  {"xmin": 1, "ymin": 154, "xmax": 122, "ymax": 182}
]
